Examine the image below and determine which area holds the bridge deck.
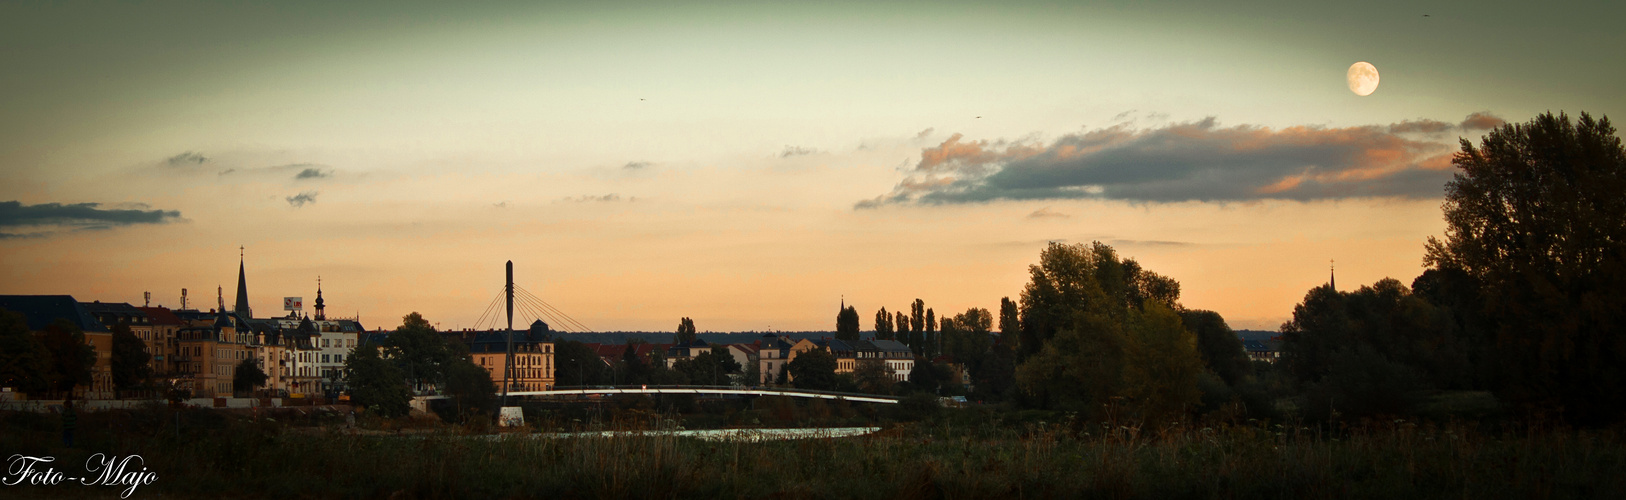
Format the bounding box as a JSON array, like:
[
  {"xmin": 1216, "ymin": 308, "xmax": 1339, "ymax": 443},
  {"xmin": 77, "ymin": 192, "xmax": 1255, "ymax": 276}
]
[{"xmin": 502, "ymin": 386, "xmax": 900, "ymax": 404}]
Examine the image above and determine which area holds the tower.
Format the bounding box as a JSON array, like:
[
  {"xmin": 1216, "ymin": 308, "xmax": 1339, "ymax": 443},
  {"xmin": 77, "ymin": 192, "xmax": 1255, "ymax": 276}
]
[
  {"xmin": 1329, "ymin": 260, "xmax": 1336, "ymax": 292},
  {"xmin": 314, "ymin": 276, "xmax": 326, "ymax": 321},
  {"xmin": 234, "ymin": 246, "xmax": 253, "ymax": 318}
]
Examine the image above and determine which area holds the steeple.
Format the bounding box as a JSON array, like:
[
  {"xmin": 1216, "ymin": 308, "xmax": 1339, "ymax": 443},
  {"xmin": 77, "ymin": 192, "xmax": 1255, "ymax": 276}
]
[
  {"xmin": 234, "ymin": 246, "xmax": 253, "ymax": 318},
  {"xmin": 314, "ymin": 276, "xmax": 326, "ymax": 321},
  {"xmin": 1329, "ymin": 259, "xmax": 1336, "ymax": 292}
]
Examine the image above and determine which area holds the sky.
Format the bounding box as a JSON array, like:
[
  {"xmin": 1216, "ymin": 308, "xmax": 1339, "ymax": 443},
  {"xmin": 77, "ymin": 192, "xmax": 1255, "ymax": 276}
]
[{"xmin": 2, "ymin": 0, "xmax": 1622, "ymax": 332}]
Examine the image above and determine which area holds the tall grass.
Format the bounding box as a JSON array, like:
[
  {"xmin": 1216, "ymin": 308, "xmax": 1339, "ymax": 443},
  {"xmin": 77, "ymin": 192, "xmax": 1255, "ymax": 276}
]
[{"xmin": 2, "ymin": 406, "xmax": 1622, "ymax": 499}]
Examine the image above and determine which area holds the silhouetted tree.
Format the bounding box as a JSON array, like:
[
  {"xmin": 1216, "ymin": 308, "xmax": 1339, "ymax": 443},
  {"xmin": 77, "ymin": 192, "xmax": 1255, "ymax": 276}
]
[
  {"xmin": 998, "ymin": 297, "xmax": 1020, "ymax": 351},
  {"xmin": 233, "ymin": 358, "xmax": 268, "ymax": 397},
  {"xmin": 676, "ymin": 317, "xmax": 697, "ymax": 344},
  {"xmin": 41, "ymin": 319, "xmax": 95, "ymax": 394},
  {"xmin": 110, "ymin": 322, "xmax": 152, "ymax": 397},
  {"xmin": 924, "ymin": 308, "xmax": 937, "ymax": 358},
  {"xmin": 835, "ymin": 305, "xmax": 860, "ymax": 341},
  {"xmin": 0, "ymin": 309, "xmax": 53, "ymax": 394},
  {"xmin": 443, "ymin": 358, "xmax": 496, "ymax": 419},
  {"xmin": 345, "ymin": 343, "xmax": 411, "ymax": 417},
  {"xmin": 1424, "ymin": 111, "xmax": 1626, "ymax": 424},
  {"xmin": 853, "ymin": 359, "xmax": 895, "ymax": 395},
  {"xmin": 1180, "ymin": 310, "xmax": 1251, "ymax": 386},
  {"xmin": 555, "ymin": 340, "xmax": 605, "ymax": 386},
  {"xmin": 873, "ymin": 307, "xmax": 894, "ymax": 340},
  {"xmin": 674, "ymin": 347, "xmax": 742, "ymax": 386},
  {"xmin": 896, "ymin": 310, "xmax": 912, "ymax": 352},
  {"xmin": 1121, "ymin": 301, "xmax": 1204, "ymax": 420},
  {"xmin": 384, "ymin": 312, "xmax": 454, "ymax": 392},
  {"xmin": 908, "ymin": 360, "xmax": 940, "ymax": 394},
  {"xmin": 787, "ymin": 347, "xmax": 837, "ymax": 391}
]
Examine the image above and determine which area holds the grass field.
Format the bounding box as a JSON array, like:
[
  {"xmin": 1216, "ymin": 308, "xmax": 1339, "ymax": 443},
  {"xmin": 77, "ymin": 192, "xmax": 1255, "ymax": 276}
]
[{"xmin": 2, "ymin": 404, "xmax": 1623, "ymax": 499}]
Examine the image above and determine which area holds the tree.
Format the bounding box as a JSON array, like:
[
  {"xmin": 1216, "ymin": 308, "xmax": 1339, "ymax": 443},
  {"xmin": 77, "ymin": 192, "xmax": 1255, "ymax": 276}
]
[
  {"xmin": 910, "ymin": 299, "xmax": 925, "ymax": 346},
  {"xmin": 835, "ymin": 305, "xmax": 861, "ymax": 341},
  {"xmin": 924, "ymin": 308, "xmax": 937, "ymax": 358},
  {"xmin": 998, "ymin": 297, "xmax": 1020, "ymax": 351},
  {"xmin": 1120, "ymin": 301, "xmax": 1204, "ymax": 420},
  {"xmin": 443, "ymin": 358, "xmax": 497, "ymax": 420},
  {"xmin": 41, "ymin": 319, "xmax": 95, "ymax": 394},
  {"xmin": 896, "ymin": 311, "xmax": 912, "ymax": 352},
  {"xmin": 1424, "ymin": 112, "xmax": 1626, "ymax": 424},
  {"xmin": 555, "ymin": 340, "xmax": 605, "ymax": 386},
  {"xmin": 873, "ymin": 307, "xmax": 894, "ymax": 340},
  {"xmin": 232, "ymin": 358, "xmax": 269, "ymax": 397},
  {"xmin": 383, "ymin": 312, "xmax": 454, "ymax": 392},
  {"xmin": 674, "ymin": 347, "xmax": 741, "ymax": 385},
  {"xmin": 345, "ymin": 343, "xmax": 412, "ymax": 417},
  {"xmin": 853, "ymin": 359, "xmax": 895, "ymax": 395},
  {"xmin": 787, "ymin": 347, "xmax": 837, "ymax": 391},
  {"xmin": 109, "ymin": 322, "xmax": 152, "ymax": 397},
  {"xmin": 1180, "ymin": 310, "xmax": 1251, "ymax": 386},
  {"xmin": 1280, "ymin": 278, "xmax": 1468, "ymax": 392},
  {"xmin": 676, "ymin": 317, "xmax": 697, "ymax": 344},
  {"xmin": 908, "ymin": 360, "xmax": 940, "ymax": 394},
  {"xmin": 0, "ymin": 309, "xmax": 53, "ymax": 394}
]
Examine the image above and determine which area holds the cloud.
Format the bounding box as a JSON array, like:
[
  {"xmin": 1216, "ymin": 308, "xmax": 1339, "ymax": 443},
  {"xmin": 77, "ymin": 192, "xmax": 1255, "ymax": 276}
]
[
  {"xmin": 623, "ymin": 161, "xmax": 651, "ymax": 170},
  {"xmin": 779, "ymin": 146, "xmax": 819, "ymax": 158},
  {"xmin": 1027, "ymin": 207, "xmax": 1070, "ymax": 219},
  {"xmin": 1460, "ymin": 112, "xmax": 1506, "ymax": 130},
  {"xmin": 295, "ymin": 168, "xmax": 330, "ymax": 179},
  {"xmin": 859, "ymin": 113, "xmax": 1505, "ymax": 207},
  {"xmin": 916, "ymin": 128, "xmax": 935, "ymax": 139},
  {"xmin": 286, "ymin": 191, "xmax": 319, "ymax": 207},
  {"xmin": 166, "ymin": 151, "xmax": 208, "ymax": 166},
  {"xmin": 0, "ymin": 200, "xmax": 182, "ymax": 238},
  {"xmin": 563, "ymin": 194, "xmax": 626, "ymax": 203},
  {"xmin": 1109, "ymin": 239, "xmax": 1193, "ymax": 247}
]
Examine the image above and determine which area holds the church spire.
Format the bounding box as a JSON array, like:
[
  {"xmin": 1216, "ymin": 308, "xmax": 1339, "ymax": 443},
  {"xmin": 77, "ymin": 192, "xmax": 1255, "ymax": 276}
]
[
  {"xmin": 234, "ymin": 246, "xmax": 253, "ymax": 318},
  {"xmin": 314, "ymin": 276, "xmax": 326, "ymax": 321},
  {"xmin": 1329, "ymin": 259, "xmax": 1336, "ymax": 292}
]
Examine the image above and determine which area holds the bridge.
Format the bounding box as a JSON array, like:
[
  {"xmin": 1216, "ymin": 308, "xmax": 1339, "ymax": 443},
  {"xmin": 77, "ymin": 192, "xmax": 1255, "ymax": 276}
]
[{"xmin": 502, "ymin": 385, "xmax": 901, "ymax": 404}]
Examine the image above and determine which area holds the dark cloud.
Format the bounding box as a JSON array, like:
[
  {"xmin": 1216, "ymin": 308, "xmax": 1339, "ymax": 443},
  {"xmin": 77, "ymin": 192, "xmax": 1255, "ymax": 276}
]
[
  {"xmin": 858, "ymin": 113, "xmax": 1505, "ymax": 208},
  {"xmin": 166, "ymin": 151, "xmax": 208, "ymax": 166},
  {"xmin": 623, "ymin": 161, "xmax": 651, "ymax": 170},
  {"xmin": 0, "ymin": 200, "xmax": 182, "ymax": 238},
  {"xmin": 295, "ymin": 168, "xmax": 330, "ymax": 179},
  {"xmin": 1027, "ymin": 207, "xmax": 1070, "ymax": 219},
  {"xmin": 780, "ymin": 146, "xmax": 819, "ymax": 158},
  {"xmin": 286, "ymin": 191, "xmax": 318, "ymax": 207},
  {"xmin": 1460, "ymin": 112, "xmax": 1507, "ymax": 130}
]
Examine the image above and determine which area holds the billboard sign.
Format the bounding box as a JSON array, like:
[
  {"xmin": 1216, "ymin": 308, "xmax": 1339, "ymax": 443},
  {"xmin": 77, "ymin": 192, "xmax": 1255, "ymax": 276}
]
[{"xmin": 284, "ymin": 297, "xmax": 303, "ymax": 311}]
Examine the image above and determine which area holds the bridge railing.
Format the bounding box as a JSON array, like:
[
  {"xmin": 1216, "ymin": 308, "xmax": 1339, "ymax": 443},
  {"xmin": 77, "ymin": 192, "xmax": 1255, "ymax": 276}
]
[{"xmin": 528, "ymin": 384, "xmax": 901, "ymax": 402}]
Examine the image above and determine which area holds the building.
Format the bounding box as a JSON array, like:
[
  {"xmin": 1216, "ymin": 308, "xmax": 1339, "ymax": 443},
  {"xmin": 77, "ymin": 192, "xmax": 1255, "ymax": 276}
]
[
  {"xmin": 451, "ymin": 320, "xmax": 555, "ymax": 392},
  {"xmin": 1244, "ymin": 339, "xmax": 1282, "ymax": 363},
  {"xmin": 756, "ymin": 334, "xmax": 796, "ymax": 385},
  {"xmin": 853, "ymin": 339, "xmax": 914, "ymax": 381},
  {"xmin": 0, "ymin": 295, "xmax": 116, "ymax": 399},
  {"xmin": 137, "ymin": 307, "xmax": 186, "ymax": 378}
]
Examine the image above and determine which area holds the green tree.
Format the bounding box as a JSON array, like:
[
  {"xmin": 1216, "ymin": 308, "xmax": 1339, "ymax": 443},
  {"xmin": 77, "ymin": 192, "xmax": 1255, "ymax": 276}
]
[
  {"xmin": 1424, "ymin": 111, "xmax": 1626, "ymax": 424},
  {"xmin": 345, "ymin": 342, "xmax": 412, "ymax": 417},
  {"xmin": 384, "ymin": 312, "xmax": 454, "ymax": 392},
  {"xmin": 0, "ymin": 309, "xmax": 53, "ymax": 394},
  {"xmin": 835, "ymin": 305, "xmax": 861, "ymax": 341},
  {"xmin": 908, "ymin": 360, "xmax": 941, "ymax": 394},
  {"xmin": 787, "ymin": 347, "xmax": 837, "ymax": 391},
  {"xmin": 232, "ymin": 358, "xmax": 269, "ymax": 397},
  {"xmin": 41, "ymin": 319, "xmax": 95, "ymax": 394},
  {"xmin": 910, "ymin": 299, "xmax": 926, "ymax": 356},
  {"xmin": 873, "ymin": 307, "xmax": 894, "ymax": 340},
  {"xmin": 443, "ymin": 358, "xmax": 496, "ymax": 420},
  {"xmin": 109, "ymin": 322, "xmax": 152, "ymax": 397},
  {"xmin": 1121, "ymin": 301, "xmax": 1205, "ymax": 420},
  {"xmin": 1180, "ymin": 310, "xmax": 1252, "ymax": 386},
  {"xmin": 675, "ymin": 317, "xmax": 697, "ymax": 344},
  {"xmin": 1281, "ymin": 279, "xmax": 1468, "ymax": 392}
]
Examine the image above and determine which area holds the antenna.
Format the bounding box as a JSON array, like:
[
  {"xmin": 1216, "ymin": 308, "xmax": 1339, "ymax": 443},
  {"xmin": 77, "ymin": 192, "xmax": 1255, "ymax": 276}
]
[
  {"xmin": 144, "ymin": 291, "xmax": 151, "ymax": 307},
  {"xmin": 181, "ymin": 288, "xmax": 188, "ymax": 310}
]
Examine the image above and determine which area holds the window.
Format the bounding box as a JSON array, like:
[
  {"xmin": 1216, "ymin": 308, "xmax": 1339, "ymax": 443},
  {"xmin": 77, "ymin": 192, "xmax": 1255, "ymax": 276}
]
[
  {"xmin": 322, "ymin": 354, "xmax": 330, "ymax": 363},
  {"xmin": 323, "ymin": 339, "xmax": 330, "ymax": 348}
]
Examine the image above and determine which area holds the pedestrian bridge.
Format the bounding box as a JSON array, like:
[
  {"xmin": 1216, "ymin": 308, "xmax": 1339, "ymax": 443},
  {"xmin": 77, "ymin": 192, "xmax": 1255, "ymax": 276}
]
[{"xmin": 503, "ymin": 385, "xmax": 901, "ymax": 404}]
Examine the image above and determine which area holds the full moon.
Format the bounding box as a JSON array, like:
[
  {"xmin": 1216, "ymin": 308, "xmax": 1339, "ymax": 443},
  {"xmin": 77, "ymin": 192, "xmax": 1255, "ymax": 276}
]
[{"xmin": 1348, "ymin": 61, "xmax": 1380, "ymax": 96}]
